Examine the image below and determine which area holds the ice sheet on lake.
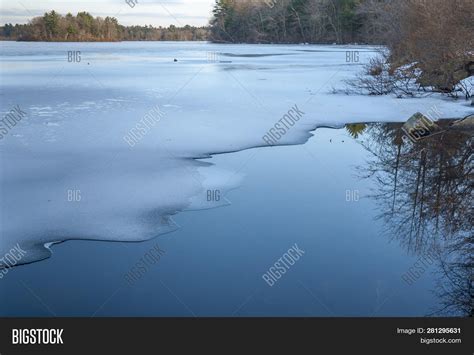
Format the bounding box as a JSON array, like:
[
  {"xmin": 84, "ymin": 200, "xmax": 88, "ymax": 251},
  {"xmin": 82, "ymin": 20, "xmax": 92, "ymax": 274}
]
[{"xmin": 0, "ymin": 41, "xmax": 472, "ymax": 266}]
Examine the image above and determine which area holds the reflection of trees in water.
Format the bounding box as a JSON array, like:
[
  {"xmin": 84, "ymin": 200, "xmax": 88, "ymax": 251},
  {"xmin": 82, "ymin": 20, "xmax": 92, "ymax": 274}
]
[
  {"xmin": 434, "ymin": 234, "xmax": 473, "ymax": 316},
  {"xmin": 348, "ymin": 121, "xmax": 473, "ymax": 316}
]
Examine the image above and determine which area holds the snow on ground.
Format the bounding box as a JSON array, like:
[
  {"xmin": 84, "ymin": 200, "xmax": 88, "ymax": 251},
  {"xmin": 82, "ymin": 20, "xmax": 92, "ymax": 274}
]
[{"xmin": 0, "ymin": 41, "xmax": 472, "ymax": 266}]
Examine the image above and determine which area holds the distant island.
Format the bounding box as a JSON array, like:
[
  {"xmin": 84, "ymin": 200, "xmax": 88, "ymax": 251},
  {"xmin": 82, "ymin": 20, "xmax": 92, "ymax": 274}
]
[{"xmin": 0, "ymin": 11, "xmax": 210, "ymax": 42}]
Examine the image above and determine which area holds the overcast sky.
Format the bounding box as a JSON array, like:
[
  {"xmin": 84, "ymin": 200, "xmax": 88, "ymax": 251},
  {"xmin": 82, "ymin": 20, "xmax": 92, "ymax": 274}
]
[{"xmin": 0, "ymin": 0, "xmax": 216, "ymax": 26}]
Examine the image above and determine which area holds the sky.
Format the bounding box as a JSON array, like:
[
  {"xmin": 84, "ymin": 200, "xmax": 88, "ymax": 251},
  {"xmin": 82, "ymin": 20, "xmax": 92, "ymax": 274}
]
[{"xmin": 0, "ymin": 0, "xmax": 216, "ymax": 27}]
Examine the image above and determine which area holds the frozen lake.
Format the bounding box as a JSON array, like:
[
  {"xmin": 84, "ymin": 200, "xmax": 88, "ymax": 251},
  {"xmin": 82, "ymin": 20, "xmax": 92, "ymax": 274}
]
[{"xmin": 0, "ymin": 41, "xmax": 472, "ymax": 316}]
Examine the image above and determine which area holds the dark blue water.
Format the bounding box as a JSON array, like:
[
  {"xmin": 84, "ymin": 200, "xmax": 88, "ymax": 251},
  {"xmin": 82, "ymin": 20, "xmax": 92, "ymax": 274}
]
[{"xmin": 1, "ymin": 123, "xmax": 471, "ymax": 317}]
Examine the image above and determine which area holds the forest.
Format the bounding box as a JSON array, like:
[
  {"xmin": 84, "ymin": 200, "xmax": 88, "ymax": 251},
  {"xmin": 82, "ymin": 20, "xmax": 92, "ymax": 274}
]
[
  {"xmin": 209, "ymin": 0, "xmax": 473, "ymax": 45},
  {"xmin": 210, "ymin": 0, "xmax": 369, "ymax": 44},
  {"xmin": 0, "ymin": 11, "xmax": 209, "ymax": 41}
]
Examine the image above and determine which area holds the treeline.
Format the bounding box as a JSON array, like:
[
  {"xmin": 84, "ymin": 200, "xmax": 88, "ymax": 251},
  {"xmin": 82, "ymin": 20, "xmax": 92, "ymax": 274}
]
[
  {"xmin": 0, "ymin": 11, "xmax": 209, "ymax": 41},
  {"xmin": 210, "ymin": 0, "xmax": 373, "ymax": 44},
  {"xmin": 209, "ymin": 0, "xmax": 473, "ymax": 47}
]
